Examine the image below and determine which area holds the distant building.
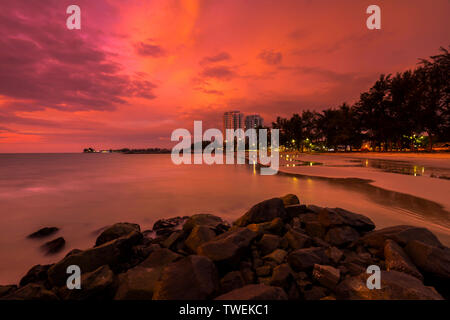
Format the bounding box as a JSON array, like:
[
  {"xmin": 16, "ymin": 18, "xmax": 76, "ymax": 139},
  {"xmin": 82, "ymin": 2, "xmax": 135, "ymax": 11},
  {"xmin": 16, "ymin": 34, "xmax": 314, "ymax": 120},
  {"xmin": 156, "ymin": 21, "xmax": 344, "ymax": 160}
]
[
  {"xmin": 223, "ymin": 111, "xmax": 244, "ymax": 133},
  {"xmin": 245, "ymin": 114, "xmax": 264, "ymax": 130}
]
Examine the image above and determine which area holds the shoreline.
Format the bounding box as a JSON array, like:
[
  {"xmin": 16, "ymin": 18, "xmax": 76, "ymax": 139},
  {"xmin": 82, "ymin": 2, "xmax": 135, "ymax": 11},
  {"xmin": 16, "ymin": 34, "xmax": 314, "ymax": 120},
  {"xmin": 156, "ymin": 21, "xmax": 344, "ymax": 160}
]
[{"xmin": 1, "ymin": 194, "xmax": 448, "ymax": 300}]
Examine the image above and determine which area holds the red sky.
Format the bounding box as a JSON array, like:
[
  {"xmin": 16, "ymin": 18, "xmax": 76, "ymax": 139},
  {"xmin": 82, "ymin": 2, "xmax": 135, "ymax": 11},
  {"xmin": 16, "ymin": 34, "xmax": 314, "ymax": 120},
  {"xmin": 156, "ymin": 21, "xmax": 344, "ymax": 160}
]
[{"xmin": 0, "ymin": 0, "xmax": 449, "ymax": 152}]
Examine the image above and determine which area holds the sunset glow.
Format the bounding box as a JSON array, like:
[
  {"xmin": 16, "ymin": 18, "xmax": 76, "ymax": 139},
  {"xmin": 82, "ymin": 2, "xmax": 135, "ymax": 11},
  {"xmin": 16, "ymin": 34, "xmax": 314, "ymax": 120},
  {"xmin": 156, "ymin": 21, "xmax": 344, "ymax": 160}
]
[{"xmin": 0, "ymin": 0, "xmax": 449, "ymax": 152}]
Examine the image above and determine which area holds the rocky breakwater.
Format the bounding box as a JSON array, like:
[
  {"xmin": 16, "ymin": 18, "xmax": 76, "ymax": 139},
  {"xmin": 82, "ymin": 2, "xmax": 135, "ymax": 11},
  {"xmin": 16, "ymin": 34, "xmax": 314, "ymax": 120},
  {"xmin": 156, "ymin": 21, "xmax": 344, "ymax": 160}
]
[{"xmin": 1, "ymin": 194, "xmax": 449, "ymax": 300}]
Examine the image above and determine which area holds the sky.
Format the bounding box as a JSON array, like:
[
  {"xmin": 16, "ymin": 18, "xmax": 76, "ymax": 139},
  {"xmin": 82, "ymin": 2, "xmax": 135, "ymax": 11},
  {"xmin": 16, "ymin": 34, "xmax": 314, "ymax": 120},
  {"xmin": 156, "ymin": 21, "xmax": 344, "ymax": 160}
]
[{"xmin": 0, "ymin": 0, "xmax": 449, "ymax": 152}]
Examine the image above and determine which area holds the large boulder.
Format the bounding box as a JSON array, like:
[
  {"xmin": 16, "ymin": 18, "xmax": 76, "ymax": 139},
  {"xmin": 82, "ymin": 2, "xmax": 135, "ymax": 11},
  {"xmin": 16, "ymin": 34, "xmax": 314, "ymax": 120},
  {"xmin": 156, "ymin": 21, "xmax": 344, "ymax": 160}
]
[
  {"xmin": 153, "ymin": 255, "xmax": 219, "ymax": 300},
  {"xmin": 47, "ymin": 231, "xmax": 142, "ymax": 286},
  {"xmin": 153, "ymin": 216, "xmax": 188, "ymax": 236},
  {"xmin": 219, "ymin": 271, "xmax": 245, "ymax": 294},
  {"xmin": 20, "ymin": 264, "xmax": 52, "ymax": 287},
  {"xmin": 234, "ymin": 198, "xmax": 287, "ymax": 227},
  {"xmin": 95, "ymin": 223, "xmax": 140, "ymax": 247},
  {"xmin": 318, "ymin": 208, "xmax": 375, "ymax": 232},
  {"xmin": 114, "ymin": 266, "xmax": 161, "ymax": 300},
  {"xmin": 263, "ymin": 249, "xmax": 288, "ymax": 265},
  {"xmin": 312, "ymin": 264, "xmax": 340, "ymax": 289},
  {"xmin": 139, "ymin": 248, "xmax": 182, "ymax": 268},
  {"xmin": 360, "ymin": 225, "xmax": 442, "ymax": 250},
  {"xmin": 215, "ymin": 284, "xmax": 288, "ymax": 300},
  {"xmin": 284, "ymin": 229, "xmax": 312, "ymax": 250},
  {"xmin": 280, "ymin": 194, "xmax": 300, "ymax": 206},
  {"xmin": 384, "ymin": 240, "xmax": 423, "ymax": 280},
  {"xmin": 41, "ymin": 237, "xmax": 66, "ymax": 255},
  {"xmin": 27, "ymin": 227, "xmax": 59, "ymax": 239},
  {"xmin": 0, "ymin": 285, "xmax": 17, "ymax": 298},
  {"xmin": 336, "ymin": 270, "xmax": 443, "ymax": 300},
  {"xmin": 258, "ymin": 234, "xmax": 281, "ymax": 255},
  {"xmin": 325, "ymin": 226, "xmax": 360, "ymax": 246},
  {"xmin": 183, "ymin": 214, "xmax": 228, "ymax": 233},
  {"xmin": 197, "ymin": 228, "xmax": 257, "ymax": 267},
  {"xmin": 59, "ymin": 265, "xmax": 117, "ymax": 300},
  {"xmin": 404, "ymin": 240, "xmax": 450, "ymax": 281},
  {"xmin": 2, "ymin": 283, "xmax": 59, "ymax": 301},
  {"xmin": 288, "ymin": 247, "xmax": 329, "ymax": 272},
  {"xmin": 185, "ymin": 225, "xmax": 216, "ymax": 253},
  {"xmin": 270, "ymin": 264, "xmax": 293, "ymax": 288},
  {"xmin": 247, "ymin": 218, "xmax": 284, "ymax": 236}
]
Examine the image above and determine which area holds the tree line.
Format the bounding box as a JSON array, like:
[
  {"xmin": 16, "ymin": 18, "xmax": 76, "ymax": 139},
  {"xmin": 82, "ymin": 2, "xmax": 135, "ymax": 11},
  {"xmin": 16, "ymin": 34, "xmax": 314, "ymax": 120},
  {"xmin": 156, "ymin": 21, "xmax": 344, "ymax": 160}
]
[{"xmin": 272, "ymin": 47, "xmax": 450, "ymax": 152}]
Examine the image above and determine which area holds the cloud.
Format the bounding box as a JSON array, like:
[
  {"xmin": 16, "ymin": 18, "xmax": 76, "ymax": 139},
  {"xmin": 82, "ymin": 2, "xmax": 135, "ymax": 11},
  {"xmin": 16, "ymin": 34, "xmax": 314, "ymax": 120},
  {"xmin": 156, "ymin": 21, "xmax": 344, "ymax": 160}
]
[
  {"xmin": 200, "ymin": 66, "xmax": 236, "ymax": 81},
  {"xmin": 0, "ymin": 1, "xmax": 157, "ymax": 113},
  {"xmin": 258, "ymin": 50, "xmax": 283, "ymax": 65},
  {"xmin": 200, "ymin": 52, "xmax": 231, "ymax": 65},
  {"xmin": 135, "ymin": 41, "xmax": 166, "ymax": 57}
]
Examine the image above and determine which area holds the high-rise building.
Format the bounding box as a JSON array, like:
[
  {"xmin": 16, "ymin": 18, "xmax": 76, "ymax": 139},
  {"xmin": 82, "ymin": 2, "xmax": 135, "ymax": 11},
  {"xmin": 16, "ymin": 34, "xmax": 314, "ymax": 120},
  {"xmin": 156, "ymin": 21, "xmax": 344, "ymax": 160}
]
[
  {"xmin": 245, "ymin": 114, "xmax": 264, "ymax": 130},
  {"xmin": 223, "ymin": 111, "xmax": 244, "ymax": 133}
]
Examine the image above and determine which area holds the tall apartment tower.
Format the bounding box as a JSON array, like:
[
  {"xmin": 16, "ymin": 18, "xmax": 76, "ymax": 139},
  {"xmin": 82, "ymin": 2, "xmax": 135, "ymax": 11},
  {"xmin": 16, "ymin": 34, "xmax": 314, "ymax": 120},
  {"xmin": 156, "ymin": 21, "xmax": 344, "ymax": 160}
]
[
  {"xmin": 223, "ymin": 111, "xmax": 244, "ymax": 133},
  {"xmin": 245, "ymin": 114, "xmax": 264, "ymax": 130}
]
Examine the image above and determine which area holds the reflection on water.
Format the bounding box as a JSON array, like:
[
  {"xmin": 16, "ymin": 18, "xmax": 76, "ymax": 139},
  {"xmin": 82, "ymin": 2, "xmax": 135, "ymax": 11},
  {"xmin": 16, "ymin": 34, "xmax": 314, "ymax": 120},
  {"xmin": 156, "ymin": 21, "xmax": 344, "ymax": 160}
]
[{"xmin": 359, "ymin": 159, "xmax": 450, "ymax": 180}]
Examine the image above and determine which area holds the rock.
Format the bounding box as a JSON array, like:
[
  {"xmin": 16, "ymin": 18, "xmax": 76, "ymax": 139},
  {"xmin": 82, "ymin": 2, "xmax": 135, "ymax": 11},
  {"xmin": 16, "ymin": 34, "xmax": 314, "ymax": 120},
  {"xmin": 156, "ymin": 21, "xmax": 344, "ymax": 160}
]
[
  {"xmin": 240, "ymin": 266, "xmax": 255, "ymax": 284},
  {"xmin": 336, "ymin": 270, "xmax": 443, "ymax": 300},
  {"xmin": 307, "ymin": 205, "xmax": 323, "ymax": 214},
  {"xmin": 270, "ymin": 264, "xmax": 293, "ymax": 288},
  {"xmin": 234, "ymin": 198, "xmax": 287, "ymax": 227},
  {"xmin": 263, "ymin": 249, "xmax": 287, "ymax": 265},
  {"xmin": 183, "ymin": 214, "xmax": 228, "ymax": 233},
  {"xmin": 27, "ymin": 227, "xmax": 59, "ymax": 239},
  {"xmin": 312, "ymin": 264, "xmax": 340, "ymax": 289},
  {"xmin": 161, "ymin": 230, "xmax": 185, "ymax": 250},
  {"xmin": 256, "ymin": 265, "xmax": 272, "ymax": 277},
  {"xmin": 0, "ymin": 285, "xmax": 17, "ymax": 298},
  {"xmin": 41, "ymin": 237, "xmax": 65, "ymax": 255},
  {"xmin": 247, "ymin": 218, "xmax": 284, "ymax": 235},
  {"xmin": 215, "ymin": 284, "xmax": 288, "ymax": 300},
  {"xmin": 318, "ymin": 208, "xmax": 375, "ymax": 232},
  {"xmin": 298, "ymin": 213, "xmax": 318, "ymax": 225},
  {"xmin": 284, "ymin": 229, "xmax": 312, "ymax": 250},
  {"xmin": 2, "ymin": 283, "xmax": 58, "ymax": 300},
  {"xmin": 304, "ymin": 221, "xmax": 326, "ymax": 238},
  {"xmin": 285, "ymin": 205, "xmax": 309, "ymax": 219},
  {"xmin": 47, "ymin": 231, "xmax": 142, "ymax": 286},
  {"xmin": 153, "ymin": 217, "xmax": 188, "ymax": 236},
  {"xmin": 59, "ymin": 265, "xmax": 117, "ymax": 300},
  {"xmin": 114, "ymin": 266, "xmax": 161, "ymax": 300},
  {"xmin": 220, "ymin": 271, "xmax": 245, "ymax": 294},
  {"xmin": 280, "ymin": 194, "xmax": 300, "ymax": 206},
  {"xmin": 185, "ymin": 225, "xmax": 216, "ymax": 253},
  {"xmin": 404, "ymin": 240, "xmax": 450, "ymax": 281},
  {"xmin": 325, "ymin": 247, "xmax": 344, "ymax": 264},
  {"xmin": 153, "ymin": 255, "xmax": 219, "ymax": 300},
  {"xmin": 288, "ymin": 247, "xmax": 329, "ymax": 272},
  {"xmin": 360, "ymin": 225, "xmax": 443, "ymax": 250},
  {"xmin": 95, "ymin": 223, "xmax": 140, "ymax": 247},
  {"xmin": 325, "ymin": 226, "xmax": 359, "ymax": 246},
  {"xmin": 197, "ymin": 228, "xmax": 257, "ymax": 268},
  {"xmin": 139, "ymin": 248, "xmax": 182, "ymax": 268},
  {"xmin": 384, "ymin": 240, "xmax": 423, "ymax": 280},
  {"xmin": 20, "ymin": 264, "xmax": 52, "ymax": 287},
  {"xmin": 258, "ymin": 234, "xmax": 281, "ymax": 255}
]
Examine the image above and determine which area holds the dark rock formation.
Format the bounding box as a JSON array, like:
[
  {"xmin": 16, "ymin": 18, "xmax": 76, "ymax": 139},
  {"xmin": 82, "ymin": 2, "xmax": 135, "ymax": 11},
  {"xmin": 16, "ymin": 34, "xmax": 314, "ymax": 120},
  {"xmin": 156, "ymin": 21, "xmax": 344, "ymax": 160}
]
[
  {"xmin": 2, "ymin": 193, "xmax": 448, "ymax": 301},
  {"xmin": 27, "ymin": 227, "xmax": 59, "ymax": 239},
  {"xmin": 95, "ymin": 223, "xmax": 140, "ymax": 247},
  {"xmin": 41, "ymin": 237, "xmax": 66, "ymax": 255}
]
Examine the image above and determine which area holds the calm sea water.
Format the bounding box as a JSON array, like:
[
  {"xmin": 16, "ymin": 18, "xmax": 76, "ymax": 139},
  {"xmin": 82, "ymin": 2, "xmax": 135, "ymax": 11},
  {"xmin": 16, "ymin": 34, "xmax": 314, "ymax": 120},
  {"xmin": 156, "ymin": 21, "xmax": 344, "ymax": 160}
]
[{"xmin": 0, "ymin": 153, "xmax": 449, "ymax": 284}]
